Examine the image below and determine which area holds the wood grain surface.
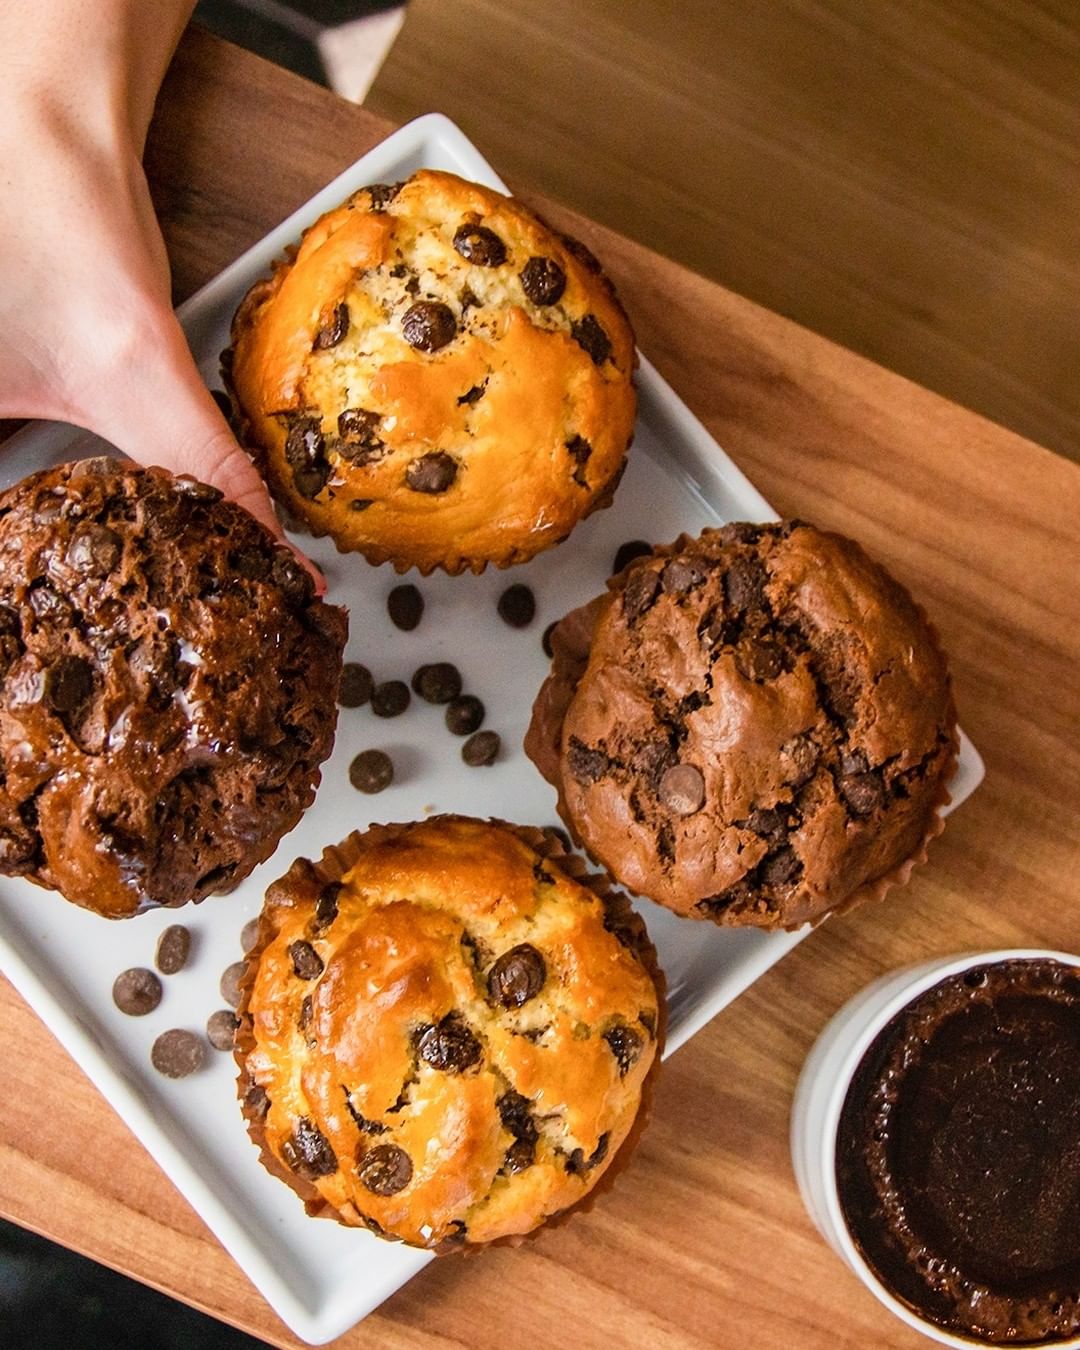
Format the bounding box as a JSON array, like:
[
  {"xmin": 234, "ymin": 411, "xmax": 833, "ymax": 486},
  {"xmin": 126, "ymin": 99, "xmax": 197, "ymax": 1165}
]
[
  {"xmin": 1, "ymin": 27, "xmax": 1079, "ymax": 1350},
  {"xmin": 369, "ymin": 0, "xmax": 1080, "ymax": 464}
]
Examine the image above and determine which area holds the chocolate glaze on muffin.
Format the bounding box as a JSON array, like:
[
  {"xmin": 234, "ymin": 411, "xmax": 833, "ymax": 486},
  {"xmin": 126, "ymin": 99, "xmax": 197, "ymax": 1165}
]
[
  {"xmin": 225, "ymin": 169, "xmax": 637, "ymax": 574},
  {"xmin": 235, "ymin": 816, "xmax": 662, "ymax": 1250},
  {"xmin": 0, "ymin": 458, "xmax": 346, "ymax": 918},
  {"xmin": 525, "ymin": 521, "xmax": 957, "ymax": 930}
]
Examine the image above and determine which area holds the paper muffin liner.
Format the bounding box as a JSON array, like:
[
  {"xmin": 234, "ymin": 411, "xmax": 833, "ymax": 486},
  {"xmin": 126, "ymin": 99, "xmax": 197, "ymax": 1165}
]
[
  {"xmin": 235, "ymin": 814, "xmax": 666, "ymax": 1255},
  {"xmin": 524, "ymin": 528, "xmax": 962, "ymax": 934}
]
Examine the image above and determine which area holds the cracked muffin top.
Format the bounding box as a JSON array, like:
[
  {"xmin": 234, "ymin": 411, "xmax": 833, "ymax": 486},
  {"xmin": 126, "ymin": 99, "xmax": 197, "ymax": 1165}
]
[
  {"xmin": 235, "ymin": 816, "xmax": 661, "ymax": 1250},
  {"xmin": 0, "ymin": 457, "xmax": 346, "ymax": 918},
  {"xmin": 525, "ymin": 522, "xmax": 957, "ymax": 930},
  {"xmin": 226, "ymin": 169, "xmax": 637, "ymax": 574}
]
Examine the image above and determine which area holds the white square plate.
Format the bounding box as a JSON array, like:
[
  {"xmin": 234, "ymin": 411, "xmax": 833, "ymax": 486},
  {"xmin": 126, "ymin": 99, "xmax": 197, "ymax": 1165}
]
[{"xmin": 0, "ymin": 115, "xmax": 984, "ymax": 1343}]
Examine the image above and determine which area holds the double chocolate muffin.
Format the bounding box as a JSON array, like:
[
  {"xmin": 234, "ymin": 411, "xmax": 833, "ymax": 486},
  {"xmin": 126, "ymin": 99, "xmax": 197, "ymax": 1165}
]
[
  {"xmin": 236, "ymin": 817, "xmax": 662, "ymax": 1250},
  {"xmin": 0, "ymin": 458, "xmax": 346, "ymax": 918},
  {"xmin": 526, "ymin": 521, "xmax": 957, "ymax": 930},
  {"xmin": 226, "ymin": 169, "xmax": 637, "ymax": 574}
]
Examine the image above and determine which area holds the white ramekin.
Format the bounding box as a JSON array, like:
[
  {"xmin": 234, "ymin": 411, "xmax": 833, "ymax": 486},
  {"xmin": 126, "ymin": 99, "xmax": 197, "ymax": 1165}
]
[{"xmin": 790, "ymin": 948, "xmax": 1080, "ymax": 1348}]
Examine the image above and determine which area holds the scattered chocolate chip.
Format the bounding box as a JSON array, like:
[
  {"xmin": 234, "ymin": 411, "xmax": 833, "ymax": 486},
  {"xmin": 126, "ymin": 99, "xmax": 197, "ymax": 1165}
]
[
  {"xmin": 719, "ymin": 522, "xmax": 765, "ymax": 545},
  {"xmin": 293, "ymin": 463, "xmax": 330, "ymax": 500},
  {"xmin": 150, "ymin": 1028, "xmax": 206, "ymax": 1079},
  {"xmin": 339, "ymin": 662, "xmax": 374, "ymax": 708},
  {"xmin": 566, "ymin": 435, "xmax": 592, "ymax": 486},
  {"xmin": 542, "ymin": 621, "xmax": 557, "ymax": 658},
  {"xmin": 735, "ymin": 640, "xmax": 784, "ymax": 682},
  {"xmin": 723, "ymin": 557, "xmax": 768, "ymax": 613},
  {"xmin": 45, "ymin": 655, "xmax": 94, "ymax": 714},
  {"xmin": 67, "ymin": 522, "xmax": 122, "ymax": 575},
  {"xmin": 784, "ymin": 734, "xmax": 819, "ymax": 788},
  {"xmin": 566, "ymin": 1133, "xmax": 609, "ymax": 1175},
  {"xmin": 745, "ymin": 807, "xmax": 789, "ymax": 844},
  {"xmin": 206, "ymin": 1009, "xmax": 239, "ymax": 1051},
  {"xmin": 520, "ymin": 255, "xmax": 566, "ymax": 305},
  {"xmin": 416, "ymin": 1014, "xmax": 482, "ymax": 1072},
  {"xmin": 559, "ymin": 231, "xmax": 603, "ymax": 273},
  {"xmin": 358, "ymin": 1142, "xmax": 413, "ymax": 1195},
  {"xmin": 283, "ymin": 1117, "xmax": 337, "ymax": 1178},
  {"xmin": 370, "ymin": 680, "xmax": 410, "ymax": 717},
  {"xmin": 385, "ymin": 584, "xmax": 423, "ymax": 632},
  {"xmin": 112, "ymin": 967, "xmax": 162, "ymax": 1017},
  {"xmin": 289, "ymin": 940, "xmax": 324, "ymax": 980},
  {"xmin": 612, "ymin": 540, "xmax": 652, "ymax": 575},
  {"xmin": 571, "ymin": 314, "xmax": 612, "ymax": 366},
  {"xmin": 365, "ymin": 182, "xmax": 401, "ymax": 210},
  {"xmin": 453, "ymin": 222, "xmax": 507, "ymax": 266},
  {"xmin": 412, "ymin": 663, "xmax": 461, "ymax": 704},
  {"xmin": 659, "ymin": 763, "xmax": 705, "ymax": 815},
  {"xmin": 457, "ymin": 381, "xmax": 487, "ymax": 406},
  {"xmin": 337, "ymin": 408, "xmax": 384, "ymax": 460},
  {"xmin": 462, "ymin": 730, "xmax": 500, "ymax": 766},
  {"xmin": 662, "ymin": 557, "xmax": 704, "ymax": 594},
  {"xmin": 244, "ymin": 1084, "xmax": 270, "ymax": 1120},
  {"xmin": 284, "ymin": 416, "xmax": 325, "ymax": 469},
  {"xmin": 603, "ymin": 1024, "xmax": 644, "ymax": 1076},
  {"xmin": 405, "ymin": 451, "xmax": 458, "ymax": 495},
  {"xmin": 567, "ymin": 736, "xmax": 609, "ymax": 785},
  {"xmin": 155, "ymin": 924, "xmax": 191, "ymax": 976},
  {"xmin": 402, "ymin": 300, "xmax": 456, "ymax": 352},
  {"xmin": 314, "ymin": 883, "xmax": 341, "ymax": 929},
  {"xmin": 839, "ymin": 768, "xmax": 885, "ymax": 817},
  {"xmin": 445, "ymin": 695, "xmax": 484, "ymax": 735},
  {"xmin": 760, "ymin": 845, "xmax": 803, "ymax": 891},
  {"xmin": 504, "ymin": 1138, "xmax": 536, "ymax": 1173},
  {"xmin": 298, "ymin": 995, "xmax": 313, "ymax": 1036},
  {"xmin": 488, "ymin": 944, "xmax": 546, "ymax": 1008},
  {"xmin": 622, "ymin": 567, "xmax": 660, "ymax": 623},
  {"xmin": 241, "ymin": 918, "xmax": 261, "ymax": 952},
  {"xmin": 349, "ymin": 748, "xmax": 394, "ymax": 793},
  {"xmin": 313, "ymin": 301, "xmax": 349, "ymax": 350},
  {"xmin": 174, "ymin": 476, "xmax": 223, "ymax": 503},
  {"xmin": 220, "ymin": 961, "xmax": 246, "ymax": 1009},
  {"xmin": 497, "ymin": 583, "xmax": 535, "ymax": 628},
  {"xmin": 498, "ymin": 1090, "xmax": 538, "ymax": 1142}
]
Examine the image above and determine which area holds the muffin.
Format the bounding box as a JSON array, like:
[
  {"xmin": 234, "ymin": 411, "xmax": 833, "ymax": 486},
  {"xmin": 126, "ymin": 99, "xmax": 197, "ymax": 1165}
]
[
  {"xmin": 235, "ymin": 816, "xmax": 662, "ymax": 1250},
  {"xmin": 225, "ymin": 169, "xmax": 637, "ymax": 573},
  {"xmin": 0, "ymin": 457, "xmax": 346, "ymax": 918},
  {"xmin": 525, "ymin": 521, "xmax": 957, "ymax": 930}
]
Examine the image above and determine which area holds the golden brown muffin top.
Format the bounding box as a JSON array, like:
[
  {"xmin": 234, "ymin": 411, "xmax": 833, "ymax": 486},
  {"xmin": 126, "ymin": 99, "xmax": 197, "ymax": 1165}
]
[
  {"xmin": 227, "ymin": 170, "xmax": 637, "ymax": 573},
  {"xmin": 525, "ymin": 522, "xmax": 957, "ymax": 929},
  {"xmin": 236, "ymin": 817, "xmax": 661, "ymax": 1249}
]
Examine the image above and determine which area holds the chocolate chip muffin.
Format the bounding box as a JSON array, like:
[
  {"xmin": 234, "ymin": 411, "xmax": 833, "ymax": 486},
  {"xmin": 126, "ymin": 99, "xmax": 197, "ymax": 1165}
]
[
  {"xmin": 525, "ymin": 522, "xmax": 957, "ymax": 930},
  {"xmin": 0, "ymin": 458, "xmax": 346, "ymax": 918},
  {"xmin": 235, "ymin": 816, "xmax": 662, "ymax": 1250},
  {"xmin": 225, "ymin": 170, "xmax": 637, "ymax": 574}
]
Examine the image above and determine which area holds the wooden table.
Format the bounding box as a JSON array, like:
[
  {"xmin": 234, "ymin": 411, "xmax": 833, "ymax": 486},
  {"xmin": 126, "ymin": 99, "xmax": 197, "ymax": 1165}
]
[{"xmin": 2, "ymin": 28, "xmax": 1078, "ymax": 1350}]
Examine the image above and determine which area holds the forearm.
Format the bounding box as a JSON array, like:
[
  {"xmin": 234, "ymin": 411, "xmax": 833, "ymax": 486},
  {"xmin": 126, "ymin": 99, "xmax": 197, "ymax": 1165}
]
[{"xmin": 2, "ymin": 0, "xmax": 195, "ymax": 151}]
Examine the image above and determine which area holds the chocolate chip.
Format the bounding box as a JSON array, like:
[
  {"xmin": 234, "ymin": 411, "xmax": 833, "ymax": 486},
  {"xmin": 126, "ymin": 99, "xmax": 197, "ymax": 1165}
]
[
  {"xmin": 219, "ymin": 961, "xmax": 245, "ymax": 1008},
  {"xmin": 457, "ymin": 381, "xmax": 487, "ymax": 406},
  {"xmin": 542, "ymin": 621, "xmax": 557, "ymax": 658},
  {"xmin": 453, "ymin": 222, "xmax": 507, "ymax": 266},
  {"xmin": 724, "ymin": 557, "xmax": 768, "ymax": 613},
  {"xmin": 337, "ymin": 408, "xmax": 384, "ymax": 461},
  {"xmin": 559, "ymin": 231, "xmax": 603, "ymax": 274},
  {"xmin": 67, "ymin": 523, "xmax": 122, "ymax": 575},
  {"xmin": 662, "ymin": 558, "xmax": 704, "ymax": 594},
  {"xmin": 504, "ymin": 1138, "xmax": 536, "ymax": 1173},
  {"xmin": 206, "ymin": 1009, "xmax": 239, "ymax": 1051},
  {"xmin": 571, "ymin": 314, "xmax": 612, "ymax": 366},
  {"xmin": 784, "ymin": 735, "xmax": 819, "ymax": 787},
  {"xmin": 488, "ymin": 944, "xmax": 545, "ymax": 1008},
  {"xmin": 445, "ymin": 694, "xmax": 484, "ymax": 735},
  {"xmin": 244, "ymin": 1084, "xmax": 270, "ymax": 1120},
  {"xmin": 497, "ymin": 583, "xmax": 535, "ymax": 628},
  {"xmin": 633, "ymin": 740, "xmax": 677, "ymax": 786},
  {"xmin": 760, "ymin": 845, "xmax": 803, "ymax": 891},
  {"xmin": 313, "ymin": 301, "xmax": 349, "ymax": 350},
  {"xmin": 339, "ymin": 662, "xmax": 374, "ymax": 707},
  {"xmin": 150, "ymin": 1029, "xmax": 206, "ymax": 1079},
  {"xmin": 839, "ymin": 769, "xmax": 885, "ymax": 817},
  {"xmin": 622, "ymin": 567, "xmax": 659, "ymax": 623},
  {"xmin": 416, "ymin": 1014, "xmax": 482, "ymax": 1072},
  {"xmin": 566, "ymin": 1133, "xmax": 609, "ymax": 1175},
  {"xmin": 358, "ymin": 1143, "xmax": 412, "ymax": 1195},
  {"xmin": 566, "ymin": 435, "xmax": 591, "ymax": 486},
  {"xmin": 370, "ymin": 680, "xmax": 410, "ymax": 717},
  {"xmin": 112, "ymin": 967, "xmax": 162, "ymax": 1016},
  {"xmin": 462, "ymin": 730, "xmax": 500, "ymax": 766},
  {"xmin": 293, "ymin": 464, "xmax": 329, "ymax": 500},
  {"xmin": 745, "ymin": 807, "xmax": 789, "ymax": 844},
  {"xmin": 271, "ymin": 553, "xmax": 316, "ymax": 608},
  {"xmin": 45, "ymin": 655, "xmax": 94, "ymax": 714},
  {"xmin": 603, "ymin": 1024, "xmax": 644, "ymax": 1076},
  {"xmin": 659, "ymin": 763, "xmax": 705, "ymax": 815},
  {"xmin": 174, "ymin": 476, "xmax": 223, "ymax": 503},
  {"xmin": 402, "ymin": 300, "xmax": 456, "ymax": 352},
  {"xmin": 718, "ymin": 522, "xmax": 765, "ymax": 545},
  {"xmin": 298, "ymin": 995, "xmax": 313, "ymax": 1036},
  {"xmin": 567, "ymin": 737, "xmax": 609, "ymax": 785},
  {"xmin": 284, "ymin": 416, "xmax": 325, "ymax": 469},
  {"xmin": 520, "ymin": 256, "xmax": 566, "ymax": 305},
  {"xmin": 240, "ymin": 918, "xmax": 261, "ymax": 952},
  {"xmin": 289, "ymin": 940, "xmax": 323, "ymax": 980},
  {"xmin": 349, "ymin": 748, "xmax": 394, "ymax": 793},
  {"xmin": 498, "ymin": 1090, "xmax": 538, "ymax": 1143},
  {"xmin": 315, "ymin": 882, "xmax": 341, "ymax": 929},
  {"xmin": 283, "ymin": 1117, "xmax": 337, "ymax": 1178},
  {"xmin": 405, "ymin": 451, "xmax": 458, "ymax": 494},
  {"xmin": 612, "ymin": 540, "xmax": 651, "ymax": 574},
  {"xmin": 387, "ymin": 584, "xmax": 423, "ymax": 631},
  {"xmin": 365, "ymin": 182, "xmax": 401, "ymax": 210},
  {"xmin": 155, "ymin": 924, "xmax": 191, "ymax": 976},
  {"xmin": 736, "ymin": 640, "xmax": 784, "ymax": 682},
  {"xmin": 412, "ymin": 663, "xmax": 461, "ymax": 703}
]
